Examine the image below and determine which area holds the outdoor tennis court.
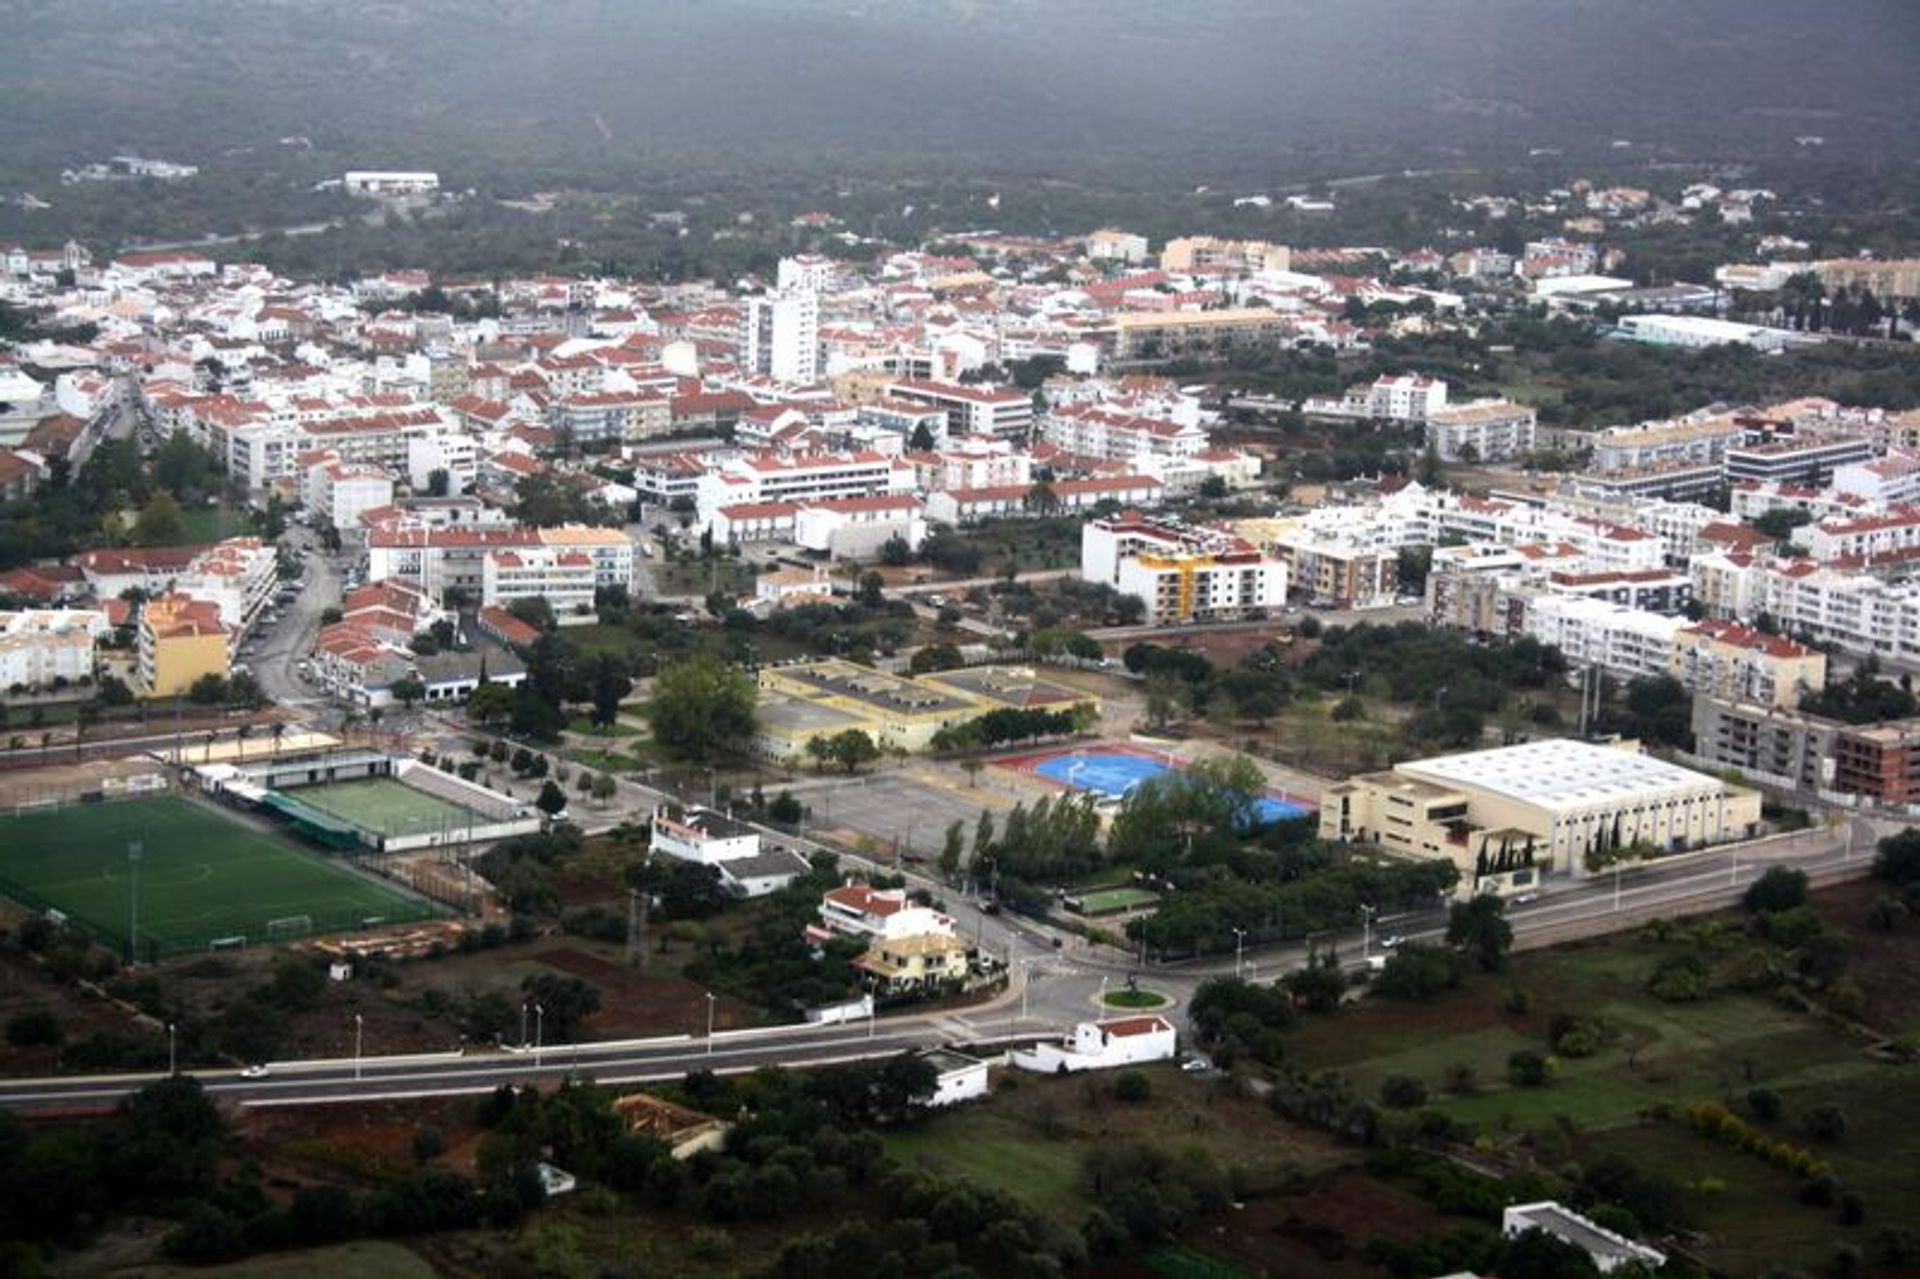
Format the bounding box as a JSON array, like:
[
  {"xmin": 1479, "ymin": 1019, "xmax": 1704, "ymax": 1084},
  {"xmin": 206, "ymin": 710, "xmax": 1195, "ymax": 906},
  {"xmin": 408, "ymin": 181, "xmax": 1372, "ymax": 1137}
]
[
  {"xmin": 1018, "ymin": 746, "xmax": 1312, "ymax": 825},
  {"xmin": 0, "ymin": 794, "xmax": 440, "ymax": 959},
  {"xmin": 284, "ymin": 777, "xmax": 484, "ymax": 839}
]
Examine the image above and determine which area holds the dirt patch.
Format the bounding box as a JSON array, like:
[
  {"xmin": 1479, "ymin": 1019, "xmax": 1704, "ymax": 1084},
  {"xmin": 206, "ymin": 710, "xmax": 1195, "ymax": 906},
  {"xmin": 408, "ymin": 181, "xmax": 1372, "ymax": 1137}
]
[
  {"xmin": 237, "ymin": 1095, "xmax": 487, "ymax": 1187},
  {"xmin": 528, "ymin": 947, "xmax": 757, "ymax": 1037},
  {"xmin": 1813, "ymin": 878, "xmax": 1920, "ymax": 1035},
  {"xmin": 1202, "ymin": 1171, "xmax": 1449, "ymax": 1278}
]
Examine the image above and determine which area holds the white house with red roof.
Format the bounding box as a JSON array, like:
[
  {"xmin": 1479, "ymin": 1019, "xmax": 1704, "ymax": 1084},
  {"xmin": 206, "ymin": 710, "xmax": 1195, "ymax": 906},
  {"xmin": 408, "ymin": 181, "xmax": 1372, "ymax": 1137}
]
[
  {"xmin": 809, "ymin": 884, "xmax": 955, "ymax": 946},
  {"xmin": 1011, "ymin": 1015, "xmax": 1178, "ymax": 1074}
]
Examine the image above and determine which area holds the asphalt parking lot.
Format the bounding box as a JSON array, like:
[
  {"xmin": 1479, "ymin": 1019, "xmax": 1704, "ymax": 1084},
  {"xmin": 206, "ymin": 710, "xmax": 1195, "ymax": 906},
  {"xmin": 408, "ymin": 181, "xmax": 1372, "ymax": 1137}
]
[{"xmin": 800, "ymin": 771, "xmax": 1013, "ymax": 858}]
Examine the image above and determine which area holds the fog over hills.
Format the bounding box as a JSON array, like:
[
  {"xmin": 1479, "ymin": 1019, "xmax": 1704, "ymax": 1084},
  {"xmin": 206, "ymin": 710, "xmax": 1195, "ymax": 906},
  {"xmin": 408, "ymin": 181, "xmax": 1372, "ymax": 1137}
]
[{"xmin": 2, "ymin": 0, "xmax": 1917, "ymax": 187}]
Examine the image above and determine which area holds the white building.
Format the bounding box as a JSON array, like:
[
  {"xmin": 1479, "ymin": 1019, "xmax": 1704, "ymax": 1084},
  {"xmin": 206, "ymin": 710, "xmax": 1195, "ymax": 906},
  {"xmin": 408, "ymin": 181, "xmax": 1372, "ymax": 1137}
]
[
  {"xmin": 1521, "ymin": 595, "xmax": 1685, "ymax": 683},
  {"xmin": 1081, "ymin": 514, "xmax": 1288, "ymax": 625},
  {"xmin": 303, "ymin": 458, "xmax": 395, "ymax": 532},
  {"xmin": 1010, "ymin": 1015, "xmax": 1178, "ymax": 1074},
  {"xmin": 917, "ymin": 1048, "xmax": 991, "ymax": 1107},
  {"xmin": 1501, "ymin": 1202, "xmax": 1666, "ymax": 1274},
  {"xmin": 648, "ymin": 804, "xmax": 812, "ymax": 898},
  {"xmin": 1615, "ymin": 314, "xmax": 1791, "ymax": 351},
  {"xmin": 810, "ymin": 884, "xmax": 955, "ymax": 944},
  {"xmin": 737, "ymin": 289, "xmax": 820, "ymax": 384},
  {"xmin": 888, "ymin": 378, "xmax": 1034, "ymax": 443},
  {"xmin": 696, "ymin": 451, "xmax": 915, "ymax": 523},
  {"xmin": 0, "ymin": 609, "xmax": 106, "ymax": 690},
  {"xmin": 343, "ymin": 171, "xmax": 441, "ymax": 197},
  {"xmin": 481, "ymin": 547, "xmax": 598, "ymax": 620},
  {"xmin": 1424, "ymin": 399, "xmax": 1538, "ymax": 463}
]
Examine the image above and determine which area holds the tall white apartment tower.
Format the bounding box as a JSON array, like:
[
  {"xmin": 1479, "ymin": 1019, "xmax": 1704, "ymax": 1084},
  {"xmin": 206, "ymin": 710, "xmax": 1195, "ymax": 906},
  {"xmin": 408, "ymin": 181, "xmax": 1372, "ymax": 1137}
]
[{"xmin": 738, "ymin": 288, "xmax": 821, "ymax": 384}]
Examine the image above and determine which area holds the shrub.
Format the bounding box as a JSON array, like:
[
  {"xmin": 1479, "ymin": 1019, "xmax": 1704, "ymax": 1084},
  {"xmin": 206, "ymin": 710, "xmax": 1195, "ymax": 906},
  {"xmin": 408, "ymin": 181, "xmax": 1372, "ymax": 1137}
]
[
  {"xmin": 1507, "ymin": 1050, "xmax": 1551, "ymax": 1087},
  {"xmin": 1114, "ymin": 1070, "xmax": 1152, "ymax": 1103},
  {"xmin": 1803, "ymin": 1104, "xmax": 1847, "ymax": 1143},
  {"xmin": 1502, "ymin": 988, "xmax": 1531, "ymax": 1016},
  {"xmin": 1744, "ymin": 866, "xmax": 1809, "ymax": 915},
  {"xmin": 5, "ymin": 1007, "xmax": 64, "ymax": 1047},
  {"xmin": 1379, "ymin": 1075, "xmax": 1429, "ymax": 1109},
  {"xmin": 1747, "ymin": 1088, "xmax": 1783, "ymax": 1122},
  {"xmin": 1646, "ymin": 952, "xmax": 1713, "ymax": 1002}
]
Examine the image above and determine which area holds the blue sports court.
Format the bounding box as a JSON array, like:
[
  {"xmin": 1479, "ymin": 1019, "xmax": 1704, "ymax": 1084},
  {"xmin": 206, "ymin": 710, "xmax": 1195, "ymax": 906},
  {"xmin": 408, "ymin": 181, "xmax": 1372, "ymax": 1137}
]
[{"xmin": 1030, "ymin": 750, "xmax": 1309, "ymax": 825}]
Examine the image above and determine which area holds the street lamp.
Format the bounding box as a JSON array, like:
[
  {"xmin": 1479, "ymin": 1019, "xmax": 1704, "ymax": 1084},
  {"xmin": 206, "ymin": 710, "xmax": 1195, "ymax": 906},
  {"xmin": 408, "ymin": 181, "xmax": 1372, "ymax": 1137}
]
[
  {"xmin": 354, "ymin": 1013, "xmax": 364, "ymax": 1082},
  {"xmin": 519, "ymin": 1000, "xmax": 530, "ymax": 1050},
  {"xmin": 534, "ymin": 1003, "xmax": 545, "ymax": 1068},
  {"xmin": 705, "ymin": 991, "xmax": 717, "ymax": 1054},
  {"xmin": 1232, "ymin": 927, "xmax": 1247, "ymax": 979},
  {"xmin": 167, "ymin": 1022, "xmax": 177, "ymax": 1076},
  {"xmin": 1359, "ymin": 904, "xmax": 1376, "ymax": 961}
]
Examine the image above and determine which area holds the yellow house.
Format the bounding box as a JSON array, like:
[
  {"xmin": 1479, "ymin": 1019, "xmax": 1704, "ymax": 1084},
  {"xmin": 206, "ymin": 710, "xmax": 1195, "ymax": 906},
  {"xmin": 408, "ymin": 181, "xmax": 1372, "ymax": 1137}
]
[
  {"xmin": 137, "ymin": 594, "xmax": 229, "ymax": 697},
  {"xmin": 754, "ymin": 659, "xmax": 1098, "ymax": 764},
  {"xmin": 852, "ymin": 932, "xmax": 973, "ymax": 993}
]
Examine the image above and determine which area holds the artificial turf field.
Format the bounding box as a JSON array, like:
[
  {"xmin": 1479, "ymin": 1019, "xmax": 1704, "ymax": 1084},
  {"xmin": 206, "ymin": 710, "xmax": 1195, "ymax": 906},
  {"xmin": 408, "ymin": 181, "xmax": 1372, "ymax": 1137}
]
[
  {"xmin": 0, "ymin": 794, "xmax": 437, "ymax": 957},
  {"xmin": 283, "ymin": 776, "xmax": 481, "ymax": 839}
]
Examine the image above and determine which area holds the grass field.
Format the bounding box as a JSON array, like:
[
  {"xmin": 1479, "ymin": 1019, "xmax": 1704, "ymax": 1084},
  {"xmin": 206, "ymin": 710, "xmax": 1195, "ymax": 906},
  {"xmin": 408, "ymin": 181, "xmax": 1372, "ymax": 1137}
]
[
  {"xmin": 285, "ymin": 777, "xmax": 480, "ymax": 838},
  {"xmin": 0, "ymin": 795, "xmax": 438, "ymax": 957},
  {"xmin": 1288, "ymin": 906, "xmax": 1920, "ymax": 1275}
]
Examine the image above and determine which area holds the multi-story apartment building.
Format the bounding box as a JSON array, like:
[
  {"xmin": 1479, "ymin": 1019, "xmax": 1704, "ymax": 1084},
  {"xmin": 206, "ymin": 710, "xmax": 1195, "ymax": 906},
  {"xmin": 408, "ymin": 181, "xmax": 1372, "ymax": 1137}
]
[
  {"xmin": 1670, "ymin": 620, "xmax": 1826, "ymax": 710},
  {"xmin": 1105, "ymin": 309, "xmax": 1286, "ymax": 362},
  {"xmin": 1802, "ymin": 507, "xmax": 1920, "ymax": 563},
  {"xmin": 368, "ymin": 524, "xmax": 633, "ymax": 602},
  {"xmin": 1040, "ymin": 404, "xmax": 1207, "ymax": 465},
  {"xmin": 1724, "ymin": 434, "xmax": 1872, "ymax": 488},
  {"xmin": 1425, "ymin": 399, "xmax": 1538, "ymax": 462},
  {"xmin": 695, "ymin": 451, "xmax": 916, "ymax": 522},
  {"xmin": 0, "ymin": 609, "xmax": 105, "ymax": 690},
  {"xmin": 1080, "ymin": 514, "xmax": 1286, "ymax": 624},
  {"xmin": 1522, "ymin": 595, "xmax": 1684, "ymax": 683},
  {"xmin": 137, "ymin": 594, "xmax": 228, "ymax": 696},
  {"xmin": 1815, "ymin": 257, "xmax": 1920, "ymax": 301},
  {"xmin": 1263, "ymin": 528, "xmax": 1399, "ymax": 608},
  {"xmin": 1158, "ymin": 236, "xmax": 1290, "ymax": 274},
  {"xmin": 737, "ymin": 289, "xmax": 820, "ymax": 384},
  {"xmin": 481, "ymin": 546, "xmax": 598, "ymax": 619},
  {"xmin": 887, "ymin": 378, "xmax": 1034, "ymax": 443},
  {"xmin": 1591, "ymin": 416, "xmax": 1743, "ymax": 472}
]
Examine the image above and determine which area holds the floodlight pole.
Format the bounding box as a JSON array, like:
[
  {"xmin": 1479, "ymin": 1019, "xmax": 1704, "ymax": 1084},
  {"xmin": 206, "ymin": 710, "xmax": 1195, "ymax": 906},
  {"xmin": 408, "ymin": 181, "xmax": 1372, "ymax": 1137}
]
[{"xmin": 354, "ymin": 1013, "xmax": 364, "ymax": 1082}]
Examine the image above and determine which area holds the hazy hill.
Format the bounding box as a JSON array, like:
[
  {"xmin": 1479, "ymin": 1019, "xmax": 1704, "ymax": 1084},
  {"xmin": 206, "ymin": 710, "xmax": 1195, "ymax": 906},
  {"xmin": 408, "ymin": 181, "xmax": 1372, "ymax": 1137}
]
[{"xmin": 1, "ymin": 0, "xmax": 1916, "ymax": 188}]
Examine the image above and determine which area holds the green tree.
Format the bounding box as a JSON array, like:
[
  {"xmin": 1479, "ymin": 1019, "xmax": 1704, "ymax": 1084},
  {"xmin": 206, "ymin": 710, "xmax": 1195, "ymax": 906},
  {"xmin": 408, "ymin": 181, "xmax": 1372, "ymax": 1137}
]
[
  {"xmin": 588, "ymin": 653, "xmax": 633, "ymax": 729},
  {"xmin": 131, "ymin": 490, "xmax": 186, "ymax": 546},
  {"xmin": 1744, "ymin": 865, "xmax": 1809, "ymax": 914},
  {"xmin": 828, "ymin": 728, "xmax": 880, "ymax": 775},
  {"xmin": 536, "ymin": 779, "xmax": 569, "ymax": 816},
  {"xmin": 1446, "ymin": 894, "xmax": 1513, "ymax": 972},
  {"xmin": 390, "ymin": 675, "xmax": 426, "ymax": 710},
  {"xmin": 647, "ymin": 652, "xmax": 756, "ymax": 763}
]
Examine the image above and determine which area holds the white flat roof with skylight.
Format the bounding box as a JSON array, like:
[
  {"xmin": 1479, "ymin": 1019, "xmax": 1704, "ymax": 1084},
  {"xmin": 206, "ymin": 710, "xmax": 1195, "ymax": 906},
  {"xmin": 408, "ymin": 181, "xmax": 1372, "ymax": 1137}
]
[{"xmin": 1398, "ymin": 739, "xmax": 1724, "ymax": 814}]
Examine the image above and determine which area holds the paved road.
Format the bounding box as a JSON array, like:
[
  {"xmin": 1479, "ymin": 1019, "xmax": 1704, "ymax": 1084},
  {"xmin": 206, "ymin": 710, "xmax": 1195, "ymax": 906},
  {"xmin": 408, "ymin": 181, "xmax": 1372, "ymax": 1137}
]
[{"xmin": 251, "ymin": 528, "xmax": 339, "ymax": 712}]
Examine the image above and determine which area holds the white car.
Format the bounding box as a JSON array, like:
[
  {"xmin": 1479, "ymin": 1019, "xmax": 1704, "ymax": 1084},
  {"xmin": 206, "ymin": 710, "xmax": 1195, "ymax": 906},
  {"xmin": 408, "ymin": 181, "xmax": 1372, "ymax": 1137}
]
[
  {"xmin": 1512, "ymin": 892, "xmax": 1539, "ymax": 906},
  {"xmin": 1180, "ymin": 1055, "xmax": 1213, "ymax": 1074},
  {"xmin": 1379, "ymin": 934, "xmax": 1406, "ymax": 950},
  {"xmin": 241, "ymin": 1064, "xmax": 270, "ymax": 1078}
]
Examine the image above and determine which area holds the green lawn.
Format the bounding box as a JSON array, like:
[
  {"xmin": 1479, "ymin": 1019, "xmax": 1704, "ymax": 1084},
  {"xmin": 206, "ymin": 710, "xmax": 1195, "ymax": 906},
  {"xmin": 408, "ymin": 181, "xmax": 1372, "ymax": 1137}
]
[
  {"xmin": 0, "ymin": 795, "xmax": 440, "ymax": 957},
  {"xmin": 176, "ymin": 502, "xmax": 253, "ymax": 544},
  {"xmin": 559, "ymin": 622, "xmax": 644, "ymax": 661},
  {"xmin": 887, "ymin": 1109, "xmax": 1088, "ymax": 1218},
  {"xmin": 1102, "ymin": 988, "xmax": 1172, "ymax": 1009}
]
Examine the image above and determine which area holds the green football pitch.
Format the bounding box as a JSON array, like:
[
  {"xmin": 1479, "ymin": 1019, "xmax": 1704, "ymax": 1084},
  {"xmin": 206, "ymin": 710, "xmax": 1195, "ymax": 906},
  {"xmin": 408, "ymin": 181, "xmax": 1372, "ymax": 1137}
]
[
  {"xmin": 0, "ymin": 794, "xmax": 440, "ymax": 958},
  {"xmin": 1068, "ymin": 886, "xmax": 1162, "ymax": 915},
  {"xmin": 285, "ymin": 777, "xmax": 482, "ymax": 837}
]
